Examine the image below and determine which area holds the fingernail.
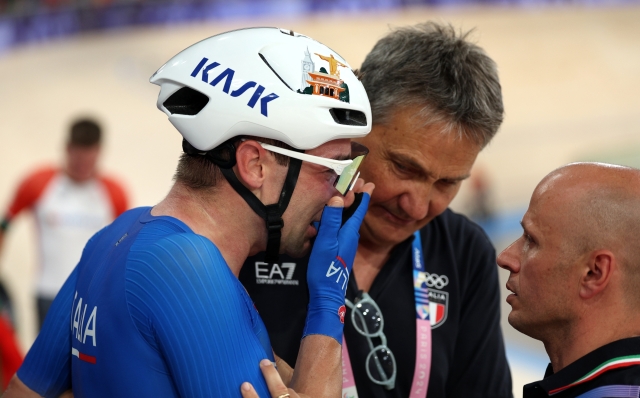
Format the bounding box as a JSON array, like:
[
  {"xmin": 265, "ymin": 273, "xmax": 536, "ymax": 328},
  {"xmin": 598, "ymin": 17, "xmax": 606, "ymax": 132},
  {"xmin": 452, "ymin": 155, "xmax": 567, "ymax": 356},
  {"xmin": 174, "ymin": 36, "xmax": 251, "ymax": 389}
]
[
  {"xmin": 260, "ymin": 359, "xmax": 272, "ymax": 367},
  {"xmin": 327, "ymin": 197, "xmax": 343, "ymax": 207},
  {"xmin": 241, "ymin": 382, "xmax": 251, "ymax": 391}
]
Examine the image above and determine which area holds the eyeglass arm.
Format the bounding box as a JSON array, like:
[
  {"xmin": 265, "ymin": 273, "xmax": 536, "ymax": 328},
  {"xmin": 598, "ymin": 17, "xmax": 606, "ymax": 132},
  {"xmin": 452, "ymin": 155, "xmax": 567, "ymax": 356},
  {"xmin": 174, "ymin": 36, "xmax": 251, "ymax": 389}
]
[{"xmin": 258, "ymin": 142, "xmax": 352, "ymax": 175}]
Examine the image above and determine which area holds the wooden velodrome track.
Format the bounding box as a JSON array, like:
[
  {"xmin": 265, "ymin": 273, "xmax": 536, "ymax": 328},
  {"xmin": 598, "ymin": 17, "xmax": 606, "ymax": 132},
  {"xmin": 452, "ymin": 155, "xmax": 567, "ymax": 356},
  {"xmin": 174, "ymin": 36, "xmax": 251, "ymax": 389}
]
[{"xmin": 0, "ymin": 5, "xmax": 639, "ymax": 395}]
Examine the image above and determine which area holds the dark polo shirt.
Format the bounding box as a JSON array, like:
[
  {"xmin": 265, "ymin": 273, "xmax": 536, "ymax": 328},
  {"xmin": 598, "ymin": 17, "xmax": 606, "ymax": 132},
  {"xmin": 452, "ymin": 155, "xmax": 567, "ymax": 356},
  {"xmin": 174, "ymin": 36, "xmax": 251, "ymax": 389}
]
[
  {"xmin": 524, "ymin": 337, "xmax": 640, "ymax": 398},
  {"xmin": 240, "ymin": 209, "xmax": 512, "ymax": 398}
]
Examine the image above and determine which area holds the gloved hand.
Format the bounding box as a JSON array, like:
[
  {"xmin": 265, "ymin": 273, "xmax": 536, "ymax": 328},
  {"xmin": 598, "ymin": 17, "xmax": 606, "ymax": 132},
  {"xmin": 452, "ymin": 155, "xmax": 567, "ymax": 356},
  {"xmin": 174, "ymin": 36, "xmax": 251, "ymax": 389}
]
[{"xmin": 302, "ymin": 192, "xmax": 370, "ymax": 343}]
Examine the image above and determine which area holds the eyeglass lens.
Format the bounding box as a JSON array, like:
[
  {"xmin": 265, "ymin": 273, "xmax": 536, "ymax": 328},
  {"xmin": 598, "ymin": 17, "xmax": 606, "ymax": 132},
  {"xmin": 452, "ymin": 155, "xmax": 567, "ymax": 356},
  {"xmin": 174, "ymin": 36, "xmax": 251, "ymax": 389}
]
[
  {"xmin": 367, "ymin": 346, "xmax": 396, "ymax": 384},
  {"xmin": 334, "ymin": 154, "xmax": 365, "ymax": 194},
  {"xmin": 334, "ymin": 142, "xmax": 369, "ymax": 195},
  {"xmin": 353, "ymin": 301, "xmax": 382, "ymax": 336}
]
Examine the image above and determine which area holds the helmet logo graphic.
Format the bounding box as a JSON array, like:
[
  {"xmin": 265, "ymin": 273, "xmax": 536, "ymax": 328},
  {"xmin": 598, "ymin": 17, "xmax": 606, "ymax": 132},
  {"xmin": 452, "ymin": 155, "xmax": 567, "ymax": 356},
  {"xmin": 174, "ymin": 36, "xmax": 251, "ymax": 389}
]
[
  {"xmin": 190, "ymin": 57, "xmax": 279, "ymax": 117},
  {"xmin": 297, "ymin": 49, "xmax": 350, "ymax": 103}
]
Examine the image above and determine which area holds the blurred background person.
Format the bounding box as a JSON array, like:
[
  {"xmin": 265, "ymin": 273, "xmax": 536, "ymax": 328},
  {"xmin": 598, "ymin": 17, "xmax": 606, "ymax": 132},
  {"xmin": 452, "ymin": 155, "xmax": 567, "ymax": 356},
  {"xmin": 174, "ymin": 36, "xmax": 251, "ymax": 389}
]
[
  {"xmin": 466, "ymin": 166, "xmax": 497, "ymax": 224},
  {"xmin": 0, "ymin": 118, "xmax": 128, "ymax": 330}
]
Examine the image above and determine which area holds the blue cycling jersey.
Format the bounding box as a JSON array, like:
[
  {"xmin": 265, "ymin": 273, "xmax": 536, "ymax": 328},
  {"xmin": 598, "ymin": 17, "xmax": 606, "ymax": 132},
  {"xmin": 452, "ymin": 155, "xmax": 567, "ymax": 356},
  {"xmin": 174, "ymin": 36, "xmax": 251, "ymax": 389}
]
[{"xmin": 19, "ymin": 207, "xmax": 273, "ymax": 397}]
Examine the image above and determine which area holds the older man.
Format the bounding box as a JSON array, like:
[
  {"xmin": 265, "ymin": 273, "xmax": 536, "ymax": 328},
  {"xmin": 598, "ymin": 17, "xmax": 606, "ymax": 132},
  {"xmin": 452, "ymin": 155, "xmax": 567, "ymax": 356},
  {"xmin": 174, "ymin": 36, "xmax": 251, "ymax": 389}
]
[
  {"xmin": 498, "ymin": 162, "xmax": 640, "ymax": 398},
  {"xmin": 240, "ymin": 22, "xmax": 512, "ymax": 398}
]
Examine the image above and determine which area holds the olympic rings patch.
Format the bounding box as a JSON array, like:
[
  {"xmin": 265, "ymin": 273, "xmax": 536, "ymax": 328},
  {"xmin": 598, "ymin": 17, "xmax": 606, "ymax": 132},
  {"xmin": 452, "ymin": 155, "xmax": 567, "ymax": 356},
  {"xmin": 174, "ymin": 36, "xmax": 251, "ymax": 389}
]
[{"xmin": 415, "ymin": 272, "xmax": 449, "ymax": 290}]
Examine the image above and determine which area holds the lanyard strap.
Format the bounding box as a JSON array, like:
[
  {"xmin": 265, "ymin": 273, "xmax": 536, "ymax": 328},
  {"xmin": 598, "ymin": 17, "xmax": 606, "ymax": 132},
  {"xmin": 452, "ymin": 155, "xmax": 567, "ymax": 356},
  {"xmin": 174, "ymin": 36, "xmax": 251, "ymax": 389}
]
[
  {"xmin": 410, "ymin": 230, "xmax": 432, "ymax": 397},
  {"xmin": 341, "ymin": 231, "xmax": 431, "ymax": 397}
]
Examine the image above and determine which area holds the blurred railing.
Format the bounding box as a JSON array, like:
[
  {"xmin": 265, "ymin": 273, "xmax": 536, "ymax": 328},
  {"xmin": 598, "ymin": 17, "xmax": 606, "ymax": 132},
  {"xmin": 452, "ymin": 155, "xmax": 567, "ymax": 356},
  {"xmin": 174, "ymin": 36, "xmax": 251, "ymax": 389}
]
[{"xmin": 0, "ymin": 0, "xmax": 638, "ymax": 53}]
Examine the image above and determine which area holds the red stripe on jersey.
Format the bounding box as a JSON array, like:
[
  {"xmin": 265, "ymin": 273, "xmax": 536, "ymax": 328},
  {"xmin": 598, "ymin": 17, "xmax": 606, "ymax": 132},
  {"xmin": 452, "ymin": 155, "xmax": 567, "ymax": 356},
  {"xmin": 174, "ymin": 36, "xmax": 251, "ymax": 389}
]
[{"xmin": 78, "ymin": 352, "xmax": 97, "ymax": 364}]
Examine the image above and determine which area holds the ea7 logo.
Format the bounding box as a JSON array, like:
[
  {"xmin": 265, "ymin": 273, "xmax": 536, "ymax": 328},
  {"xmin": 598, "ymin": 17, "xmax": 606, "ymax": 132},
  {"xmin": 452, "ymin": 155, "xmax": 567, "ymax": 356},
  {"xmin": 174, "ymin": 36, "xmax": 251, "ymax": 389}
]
[
  {"xmin": 255, "ymin": 262, "xmax": 299, "ymax": 286},
  {"xmin": 326, "ymin": 256, "xmax": 348, "ymax": 292},
  {"xmin": 190, "ymin": 58, "xmax": 279, "ymax": 117}
]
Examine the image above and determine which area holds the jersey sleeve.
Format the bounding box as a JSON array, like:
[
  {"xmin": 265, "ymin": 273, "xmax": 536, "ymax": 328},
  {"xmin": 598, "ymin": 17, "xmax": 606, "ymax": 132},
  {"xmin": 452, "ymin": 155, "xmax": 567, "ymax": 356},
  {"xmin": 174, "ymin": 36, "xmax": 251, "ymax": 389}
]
[
  {"xmin": 17, "ymin": 266, "xmax": 76, "ymax": 397},
  {"xmin": 99, "ymin": 176, "xmax": 128, "ymax": 218},
  {"xmin": 3, "ymin": 167, "xmax": 57, "ymax": 224},
  {"xmin": 125, "ymin": 233, "xmax": 272, "ymax": 397},
  {"xmin": 17, "ymin": 227, "xmax": 107, "ymax": 397},
  {"xmin": 446, "ymin": 223, "xmax": 513, "ymax": 398}
]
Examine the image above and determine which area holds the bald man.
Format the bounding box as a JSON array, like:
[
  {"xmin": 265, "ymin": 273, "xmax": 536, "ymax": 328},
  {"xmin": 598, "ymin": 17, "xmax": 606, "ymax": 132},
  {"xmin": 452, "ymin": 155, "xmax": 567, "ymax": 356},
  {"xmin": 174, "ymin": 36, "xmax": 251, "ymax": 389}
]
[{"xmin": 498, "ymin": 162, "xmax": 640, "ymax": 398}]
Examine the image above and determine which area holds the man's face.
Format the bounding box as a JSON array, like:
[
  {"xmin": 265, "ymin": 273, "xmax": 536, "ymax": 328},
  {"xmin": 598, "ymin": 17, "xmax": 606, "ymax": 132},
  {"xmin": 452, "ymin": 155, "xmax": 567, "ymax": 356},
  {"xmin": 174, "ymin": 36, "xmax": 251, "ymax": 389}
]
[
  {"xmin": 66, "ymin": 144, "xmax": 101, "ymax": 182},
  {"xmin": 497, "ymin": 180, "xmax": 582, "ymax": 339},
  {"xmin": 355, "ymin": 105, "xmax": 481, "ymax": 249},
  {"xmin": 280, "ymin": 139, "xmax": 352, "ymax": 257}
]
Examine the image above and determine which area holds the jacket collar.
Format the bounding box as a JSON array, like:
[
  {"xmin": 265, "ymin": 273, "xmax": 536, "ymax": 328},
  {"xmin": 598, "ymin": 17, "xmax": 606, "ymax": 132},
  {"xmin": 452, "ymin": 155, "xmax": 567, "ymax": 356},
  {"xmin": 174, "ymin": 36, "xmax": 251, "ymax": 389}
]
[{"xmin": 533, "ymin": 337, "xmax": 640, "ymax": 395}]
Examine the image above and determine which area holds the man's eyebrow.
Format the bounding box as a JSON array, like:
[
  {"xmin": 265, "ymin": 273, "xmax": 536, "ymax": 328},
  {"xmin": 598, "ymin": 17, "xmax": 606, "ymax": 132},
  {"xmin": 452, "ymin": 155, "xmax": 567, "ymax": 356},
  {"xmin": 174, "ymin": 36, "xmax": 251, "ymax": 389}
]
[
  {"xmin": 391, "ymin": 152, "xmax": 470, "ymax": 181},
  {"xmin": 441, "ymin": 174, "xmax": 471, "ymax": 182},
  {"xmin": 390, "ymin": 152, "xmax": 422, "ymax": 169},
  {"xmin": 520, "ymin": 220, "xmax": 534, "ymax": 236}
]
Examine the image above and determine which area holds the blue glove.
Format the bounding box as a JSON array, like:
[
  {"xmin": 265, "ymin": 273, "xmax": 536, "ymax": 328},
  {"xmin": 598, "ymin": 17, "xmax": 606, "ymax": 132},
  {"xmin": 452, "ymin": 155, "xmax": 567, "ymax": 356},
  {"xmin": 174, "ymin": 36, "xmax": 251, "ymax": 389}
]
[{"xmin": 302, "ymin": 192, "xmax": 371, "ymax": 343}]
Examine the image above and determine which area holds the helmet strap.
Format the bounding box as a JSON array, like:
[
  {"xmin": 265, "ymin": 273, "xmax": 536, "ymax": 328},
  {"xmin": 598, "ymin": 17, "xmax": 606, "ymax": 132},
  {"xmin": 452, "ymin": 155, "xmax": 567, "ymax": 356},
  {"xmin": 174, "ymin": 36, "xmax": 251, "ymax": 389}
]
[
  {"xmin": 219, "ymin": 159, "xmax": 302, "ymax": 264},
  {"xmin": 182, "ymin": 139, "xmax": 302, "ymax": 264}
]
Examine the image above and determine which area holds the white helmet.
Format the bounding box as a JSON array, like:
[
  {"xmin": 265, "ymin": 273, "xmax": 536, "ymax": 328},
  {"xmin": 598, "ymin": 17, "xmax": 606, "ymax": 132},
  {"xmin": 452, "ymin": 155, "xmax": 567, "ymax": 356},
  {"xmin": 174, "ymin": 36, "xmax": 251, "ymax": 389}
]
[{"xmin": 150, "ymin": 27, "xmax": 371, "ymax": 151}]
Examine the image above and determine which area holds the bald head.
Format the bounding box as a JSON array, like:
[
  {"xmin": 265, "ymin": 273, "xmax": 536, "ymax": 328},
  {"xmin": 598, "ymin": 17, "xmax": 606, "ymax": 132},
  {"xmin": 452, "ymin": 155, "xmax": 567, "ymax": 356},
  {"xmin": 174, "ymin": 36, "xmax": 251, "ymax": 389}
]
[
  {"xmin": 539, "ymin": 162, "xmax": 640, "ymax": 197},
  {"xmin": 536, "ymin": 162, "xmax": 640, "ymax": 305}
]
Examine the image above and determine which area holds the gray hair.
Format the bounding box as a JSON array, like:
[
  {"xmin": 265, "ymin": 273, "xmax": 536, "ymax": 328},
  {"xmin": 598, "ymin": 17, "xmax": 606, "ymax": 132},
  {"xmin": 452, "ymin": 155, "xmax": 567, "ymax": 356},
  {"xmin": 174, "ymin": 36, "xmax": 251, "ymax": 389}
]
[{"xmin": 359, "ymin": 22, "xmax": 504, "ymax": 147}]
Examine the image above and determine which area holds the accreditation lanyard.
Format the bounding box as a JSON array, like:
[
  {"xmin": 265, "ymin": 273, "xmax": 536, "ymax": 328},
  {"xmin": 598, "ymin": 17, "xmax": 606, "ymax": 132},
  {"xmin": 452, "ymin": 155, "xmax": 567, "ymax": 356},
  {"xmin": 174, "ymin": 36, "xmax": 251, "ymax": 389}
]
[{"xmin": 342, "ymin": 230, "xmax": 432, "ymax": 398}]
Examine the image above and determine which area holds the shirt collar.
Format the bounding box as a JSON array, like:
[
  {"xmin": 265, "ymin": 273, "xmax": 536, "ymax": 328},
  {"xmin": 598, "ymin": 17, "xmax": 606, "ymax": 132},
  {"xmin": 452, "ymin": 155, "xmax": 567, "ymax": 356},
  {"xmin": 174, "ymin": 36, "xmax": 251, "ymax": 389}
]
[
  {"xmin": 347, "ymin": 232, "xmax": 416, "ymax": 300},
  {"xmin": 530, "ymin": 337, "xmax": 640, "ymax": 396}
]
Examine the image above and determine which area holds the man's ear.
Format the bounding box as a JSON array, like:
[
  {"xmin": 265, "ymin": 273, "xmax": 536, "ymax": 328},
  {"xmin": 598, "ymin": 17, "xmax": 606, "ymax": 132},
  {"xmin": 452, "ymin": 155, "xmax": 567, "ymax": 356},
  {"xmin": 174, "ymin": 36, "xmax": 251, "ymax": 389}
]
[
  {"xmin": 579, "ymin": 250, "xmax": 615, "ymax": 299},
  {"xmin": 234, "ymin": 140, "xmax": 269, "ymax": 190}
]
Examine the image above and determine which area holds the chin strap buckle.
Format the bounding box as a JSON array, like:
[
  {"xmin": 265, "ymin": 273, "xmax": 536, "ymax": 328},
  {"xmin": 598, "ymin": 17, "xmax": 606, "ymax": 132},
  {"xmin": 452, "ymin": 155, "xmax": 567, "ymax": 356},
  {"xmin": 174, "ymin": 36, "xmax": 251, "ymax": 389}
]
[
  {"xmin": 265, "ymin": 204, "xmax": 284, "ymax": 230},
  {"xmin": 266, "ymin": 217, "xmax": 284, "ymax": 232},
  {"xmin": 210, "ymin": 141, "xmax": 302, "ymax": 265}
]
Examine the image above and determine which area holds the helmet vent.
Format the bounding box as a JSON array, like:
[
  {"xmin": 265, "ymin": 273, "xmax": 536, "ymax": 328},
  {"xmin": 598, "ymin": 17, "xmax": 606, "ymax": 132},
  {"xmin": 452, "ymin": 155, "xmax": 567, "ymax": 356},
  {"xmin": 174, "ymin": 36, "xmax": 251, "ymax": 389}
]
[
  {"xmin": 163, "ymin": 87, "xmax": 209, "ymax": 116},
  {"xmin": 258, "ymin": 53, "xmax": 293, "ymax": 91},
  {"xmin": 279, "ymin": 28, "xmax": 295, "ymax": 36},
  {"xmin": 329, "ymin": 109, "xmax": 367, "ymax": 127}
]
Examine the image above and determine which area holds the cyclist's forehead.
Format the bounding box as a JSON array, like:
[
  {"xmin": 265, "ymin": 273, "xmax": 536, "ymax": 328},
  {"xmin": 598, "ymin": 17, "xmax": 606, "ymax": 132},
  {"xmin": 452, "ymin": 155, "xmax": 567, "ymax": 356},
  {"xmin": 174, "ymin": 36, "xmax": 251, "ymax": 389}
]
[{"xmin": 307, "ymin": 139, "xmax": 351, "ymax": 160}]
